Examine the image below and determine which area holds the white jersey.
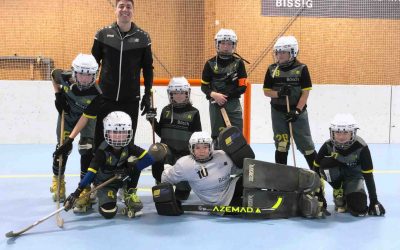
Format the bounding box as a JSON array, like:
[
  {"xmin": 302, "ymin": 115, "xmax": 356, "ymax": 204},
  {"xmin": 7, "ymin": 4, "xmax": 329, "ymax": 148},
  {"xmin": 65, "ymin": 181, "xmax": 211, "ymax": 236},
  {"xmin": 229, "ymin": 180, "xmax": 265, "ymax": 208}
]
[{"xmin": 161, "ymin": 150, "xmax": 242, "ymax": 206}]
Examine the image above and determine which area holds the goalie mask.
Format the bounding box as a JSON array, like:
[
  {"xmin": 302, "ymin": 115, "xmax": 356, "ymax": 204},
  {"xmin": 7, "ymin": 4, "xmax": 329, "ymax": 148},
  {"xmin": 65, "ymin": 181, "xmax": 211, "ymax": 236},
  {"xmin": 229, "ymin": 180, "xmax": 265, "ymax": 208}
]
[
  {"xmin": 167, "ymin": 77, "xmax": 191, "ymax": 107},
  {"xmin": 189, "ymin": 131, "xmax": 214, "ymax": 163},
  {"xmin": 330, "ymin": 113, "xmax": 359, "ymax": 150},
  {"xmin": 215, "ymin": 28, "xmax": 237, "ymax": 58},
  {"xmin": 273, "ymin": 36, "xmax": 299, "ymax": 66},
  {"xmin": 103, "ymin": 111, "xmax": 133, "ymax": 148},
  {"xmin": 72, "ymin": 53, "xmax": 98, "ymax": 91}
]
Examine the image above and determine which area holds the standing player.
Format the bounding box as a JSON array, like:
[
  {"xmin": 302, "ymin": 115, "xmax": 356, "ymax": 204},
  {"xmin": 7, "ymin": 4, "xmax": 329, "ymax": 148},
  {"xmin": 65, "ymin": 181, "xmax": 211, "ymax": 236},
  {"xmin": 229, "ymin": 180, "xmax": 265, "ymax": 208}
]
[
  {"xmin": 146, "ymin": 77, "xmax": 202, "ymax": 200},
  {"xmin": 314, "ymin": 113, "xmax": 385, "ymax": 216},
  {"xmin": 263, "ymin": 36, "xmax": 317, "ymax": 170},
  {"xmin": 50, "ymin": 53, "xmax": 99, "ymax": 212},
  {"xmin": 64, "ymin": 111, "xmax": 155, "ymax": 218},
  {"xmin": 55, "ymin": 0, "xmax": 154, "ymax": 201},
  {"xmin": 201, "ymin": 28, "xmax": 248, "ymax": 147}
]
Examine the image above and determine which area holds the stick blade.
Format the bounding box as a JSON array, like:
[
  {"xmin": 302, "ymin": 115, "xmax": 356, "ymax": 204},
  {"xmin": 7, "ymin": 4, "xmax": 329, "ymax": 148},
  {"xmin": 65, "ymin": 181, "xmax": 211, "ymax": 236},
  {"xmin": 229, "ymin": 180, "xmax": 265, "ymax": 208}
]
[
  {"xmin": 5, "ymin": 231, "xmax": 17, "ymax": 238},
  {"xmin": 56, "ymin": 217, "xmax": 64, "ymax": 228}
]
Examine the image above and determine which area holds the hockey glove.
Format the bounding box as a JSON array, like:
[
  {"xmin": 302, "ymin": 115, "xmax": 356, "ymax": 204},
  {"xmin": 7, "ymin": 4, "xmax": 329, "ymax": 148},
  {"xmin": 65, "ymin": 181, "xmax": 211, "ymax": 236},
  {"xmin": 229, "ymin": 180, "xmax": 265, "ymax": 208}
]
[
  {"xmin": 54, "ymin": 92, "xmax": 70, "ymax": 114},
  {"xmin": 368, "ymin": 199, "xmax": 385, "ymax": 216},
  {"xmin": 53, "ymin": 137, "xmax": 74, "ymax": 158},
  {"xmin": 64, "ymin": 187, "xmax": 82, "ymax": 211},
  {"xmin": 146, "ymin": 108, "xmax": 157, "ymax": 122},
  {"xmin": 140, "ymin": 93, "xmax": 151, "ymax": 116},
  {"xmin": 285, "ymin": 108, "xmax": 302, "ymax": 123},
  {"xmin": 277, "ymin": 85, "xmax": 292, "ymax": 98}
]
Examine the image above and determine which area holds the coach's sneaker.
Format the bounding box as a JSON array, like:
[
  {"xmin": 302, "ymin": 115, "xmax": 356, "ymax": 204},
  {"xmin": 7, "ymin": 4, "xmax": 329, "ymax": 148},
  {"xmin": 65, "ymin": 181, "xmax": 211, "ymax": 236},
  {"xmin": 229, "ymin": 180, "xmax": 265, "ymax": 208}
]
[
  {"xmin": 124, "ymin": 188, "xmax": 143, "ymax": 212},
  {"xmin": 333, "ymin": 188, "xmax": 346, "ymax": 213},
  {"xmin": 50, "ymin": 175, "xmax": 66, "ymax": 202},
  {"xmin": 73, "ymin": 187, "xmax": 92, "ymax": 213}
]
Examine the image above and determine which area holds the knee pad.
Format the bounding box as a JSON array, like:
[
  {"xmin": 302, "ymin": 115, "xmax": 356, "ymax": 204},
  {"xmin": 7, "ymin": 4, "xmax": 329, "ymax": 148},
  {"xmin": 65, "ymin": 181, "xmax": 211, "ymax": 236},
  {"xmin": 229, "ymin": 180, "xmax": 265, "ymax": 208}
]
[
  {"xmin": 298, "ymin": 193, "xmax": 320, "ymax": 218},
  {"xmin": 78, "ymin": 137, "xmax": 93, "ymax": 155},
  {"xmin": 319, "ymin": 157, "xmax": 343, "ymax": 183},
  {"xmin": 99, "ymin": 202, "xmax": 118, "ymax": 219},
  {"xmin": 346, "ymin": 192, "xmax": 368, "ymax": 216}
]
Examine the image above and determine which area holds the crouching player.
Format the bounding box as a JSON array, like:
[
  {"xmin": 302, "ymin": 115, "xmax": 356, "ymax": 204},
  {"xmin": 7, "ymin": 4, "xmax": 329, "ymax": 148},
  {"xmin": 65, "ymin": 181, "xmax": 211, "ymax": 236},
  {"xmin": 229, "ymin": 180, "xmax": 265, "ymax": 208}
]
[
  {"xmin": 64, "ymin": 111, "xmax": 154, "ymax": 218},
  {"xmin": 314, "ymin": 113, "xmax": 385, "ymax": 217},
  {"xmin": 152, "ymin": 131, "xmax": 324, "ymax": 219}
]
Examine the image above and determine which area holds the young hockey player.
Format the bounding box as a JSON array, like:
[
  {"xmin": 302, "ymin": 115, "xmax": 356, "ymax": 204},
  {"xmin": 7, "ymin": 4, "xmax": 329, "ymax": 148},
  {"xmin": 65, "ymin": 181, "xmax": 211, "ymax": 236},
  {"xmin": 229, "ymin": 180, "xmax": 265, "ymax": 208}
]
[
  {"xmin": 146, "ymin": 77, "xmax": 202, "ymax": 200},
  {"xmin": 314, "ymin": 113, "xmax": 385, "ymax": 216},
  {"xmin": 263, "ymin": 36, "xmax": 317, "ymax": 169},
  {"xmin": 152, "ymin": 131, "xmax": 324, "ymax": 219},
  {"xmin": 201, "ymin": 28, "xmax": 249, "ymax": 147},
  {"xmin": 64, "ymin": 111, "xmax": 155, "ymax": 218},
  {"xmin": 50, "ymin": 53, "xmax": 99, "ymax": 209}
]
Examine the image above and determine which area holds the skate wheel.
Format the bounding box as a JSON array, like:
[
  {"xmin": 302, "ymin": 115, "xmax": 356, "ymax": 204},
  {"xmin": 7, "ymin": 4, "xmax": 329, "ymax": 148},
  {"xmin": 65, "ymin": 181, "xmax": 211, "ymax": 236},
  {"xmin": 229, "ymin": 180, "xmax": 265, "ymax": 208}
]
[
  {"xmin": 121, "ymin": 207, "xmax": 127, "ymax": 215},
  {"xmin": 127, "ymin": 210, "xmax": 135, "ymax": 218}
]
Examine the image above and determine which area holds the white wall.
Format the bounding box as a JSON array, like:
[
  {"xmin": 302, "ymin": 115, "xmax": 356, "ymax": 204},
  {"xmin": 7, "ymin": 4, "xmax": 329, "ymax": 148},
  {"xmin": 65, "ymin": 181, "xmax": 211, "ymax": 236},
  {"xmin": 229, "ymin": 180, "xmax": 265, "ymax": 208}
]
[{"xmin": 0, "ymin": 80, "xmax": 399, "ymax": 144}]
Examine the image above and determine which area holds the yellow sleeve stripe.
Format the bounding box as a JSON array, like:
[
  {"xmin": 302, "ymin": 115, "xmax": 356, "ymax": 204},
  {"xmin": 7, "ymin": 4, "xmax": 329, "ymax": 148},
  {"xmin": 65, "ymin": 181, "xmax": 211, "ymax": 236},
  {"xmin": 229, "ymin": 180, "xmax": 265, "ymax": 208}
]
[
  {"xmin": 138, "ymin": 150, "xmax": 148, "ymax": 159},
  {"xmin": 302, "ymin": 87, "xmax": 312, "ymax": 91},
  {"xmin": 83, "ymin": 113, "xmax": 96, "ymax": 119},
  {"xmin": 88, "ymin": 168, "xmax": 97, "ymax": 174},
  {"xmin": 201, "ymin": 80, "xmax": 210, "ymax": 85},
  {"xmin": 362, "ymin": 169, "xmax": 373, "ymax": 174},
  {"xmin": 313, "ymin": 161, "xmax": 320, "ymax": 167}
]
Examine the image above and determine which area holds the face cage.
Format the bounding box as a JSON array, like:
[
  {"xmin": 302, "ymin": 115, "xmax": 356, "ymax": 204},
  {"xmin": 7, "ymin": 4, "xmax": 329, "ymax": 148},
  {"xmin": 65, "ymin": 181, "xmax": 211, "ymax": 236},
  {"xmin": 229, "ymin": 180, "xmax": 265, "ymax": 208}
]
[
  {"xmin": 167, "ymin": 89, "xmax": 191, "ymax": 106},
  {"xmin": 330, "ymin": 128, "xmax": 357, "ymax": 150},
  {"xmin": 73, "ymin": 71, "xmax": 97, "ymax": 91},
  {"xmin": 215, "ymin": 41, "xmax": 236, "ymax": 56},
  {"xmin": 104, "ymin": 129, "xmax": 133, "ymax": 148},
  {"xmin": 189, "ymin": 142, "xmax": 213, "ymax": 163}
]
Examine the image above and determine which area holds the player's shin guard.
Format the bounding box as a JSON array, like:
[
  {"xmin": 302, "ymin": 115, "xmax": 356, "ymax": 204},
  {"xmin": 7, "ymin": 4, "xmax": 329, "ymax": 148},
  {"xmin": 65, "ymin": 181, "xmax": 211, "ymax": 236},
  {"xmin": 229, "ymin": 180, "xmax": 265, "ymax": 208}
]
[
  {"xmin": 346, "ymin": 192, "xmax": 368, "ymax": 217},
  {"xmin": 99, "ymin": 202, "xmax": 118, "ymax": 219},
  {"xmin": 152, "ymin": 183, "xmax": 183, "ymax": 216},
  {"xmin": 243, "ymin": 158, "xmax": 320, "ymax": 193},
  {"xmin": 304, "ymin": 151, "xmax": 317, "ymax": 170},
  {"xmin": 275, "ymin": 150, "xmax": 288, "ymax": 165}
]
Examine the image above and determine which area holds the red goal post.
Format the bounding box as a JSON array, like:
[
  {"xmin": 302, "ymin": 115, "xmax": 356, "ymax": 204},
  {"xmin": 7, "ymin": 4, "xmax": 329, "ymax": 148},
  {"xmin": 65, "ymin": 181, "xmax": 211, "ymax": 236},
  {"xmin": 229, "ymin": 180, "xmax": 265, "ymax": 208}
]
[{"xmin": 141, "ymin": 78, "xmax": 252, "ymax": 143}]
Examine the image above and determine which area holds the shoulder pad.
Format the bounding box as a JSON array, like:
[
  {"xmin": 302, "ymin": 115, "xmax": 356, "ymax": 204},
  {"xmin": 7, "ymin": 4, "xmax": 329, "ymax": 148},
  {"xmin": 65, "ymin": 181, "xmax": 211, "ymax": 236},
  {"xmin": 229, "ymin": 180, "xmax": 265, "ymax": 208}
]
[{"xmin": 355, "ymin": 136, "xmax": 368, "ymax": 147}]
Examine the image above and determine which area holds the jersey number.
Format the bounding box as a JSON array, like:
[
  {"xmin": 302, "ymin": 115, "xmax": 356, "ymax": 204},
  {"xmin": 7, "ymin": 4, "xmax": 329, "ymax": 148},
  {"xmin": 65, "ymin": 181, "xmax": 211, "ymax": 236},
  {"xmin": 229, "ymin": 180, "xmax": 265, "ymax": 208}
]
[{"xmin": 197, "ymin": 168, "xmax": 209, "ymax": 179}]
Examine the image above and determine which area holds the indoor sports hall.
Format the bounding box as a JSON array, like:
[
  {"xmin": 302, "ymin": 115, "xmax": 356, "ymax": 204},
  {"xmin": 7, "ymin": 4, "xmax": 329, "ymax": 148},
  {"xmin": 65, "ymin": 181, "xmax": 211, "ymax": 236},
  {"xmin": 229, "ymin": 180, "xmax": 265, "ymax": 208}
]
[{"xmin": 1, "ymin": 1, "xmax": 399, "ymax": 249}]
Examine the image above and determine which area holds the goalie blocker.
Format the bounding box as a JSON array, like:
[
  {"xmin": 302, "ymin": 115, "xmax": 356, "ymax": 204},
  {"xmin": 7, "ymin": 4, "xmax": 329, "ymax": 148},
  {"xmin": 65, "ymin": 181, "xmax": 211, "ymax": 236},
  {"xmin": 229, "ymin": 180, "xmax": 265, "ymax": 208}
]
[{"xmin": 218, "ymin": 126, "xmax": 255, "ymax": 168}]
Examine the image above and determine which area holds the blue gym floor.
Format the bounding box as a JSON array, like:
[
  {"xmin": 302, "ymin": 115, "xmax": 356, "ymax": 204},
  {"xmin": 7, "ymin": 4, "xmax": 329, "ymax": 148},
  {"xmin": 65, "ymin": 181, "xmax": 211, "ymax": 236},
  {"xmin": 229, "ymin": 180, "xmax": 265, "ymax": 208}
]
[{"xmin": 1, "ymin": 144, "xmax": 399, "ymax": 250}]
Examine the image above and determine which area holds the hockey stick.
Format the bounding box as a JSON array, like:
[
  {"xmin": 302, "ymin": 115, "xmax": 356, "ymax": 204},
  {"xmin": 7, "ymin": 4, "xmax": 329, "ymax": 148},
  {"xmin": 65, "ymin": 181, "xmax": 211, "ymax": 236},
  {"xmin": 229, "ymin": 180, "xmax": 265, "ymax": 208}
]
[
  {"xmin": 286, "ymin": 96, "xmax": 297, "ymax": 167},
  {"xmin": 150, "ymin": 89, "xmax": 156, "ymax": 144},
  {"xmin": 5, "ymin": 175, "xmax": 122, "ymax": 238},
  {"xmin": 220, "ymin": 107, "xmax": 232, "ymax": 127},
  {"xmin": 55, "ymin": 111, "xmax": 65, "ymax": 228},
  {"xmin": 181, "ymin": 198, "xmax": 282, "ymax": 215}
]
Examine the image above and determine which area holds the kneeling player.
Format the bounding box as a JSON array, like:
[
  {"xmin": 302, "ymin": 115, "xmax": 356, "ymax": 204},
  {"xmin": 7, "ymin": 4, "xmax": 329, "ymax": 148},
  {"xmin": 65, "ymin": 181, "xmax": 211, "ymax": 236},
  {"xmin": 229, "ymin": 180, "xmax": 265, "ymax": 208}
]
[
  {"xmin": 64, "ymin": 111, "xmax": 154, "ymax": 219},
  {"xmin": 314, "ymin": 113, "xmax": 385, "ymax": 217},
  {"xmin": 152, "ymin": 131, "xmax": 324, "ymax": 219}
]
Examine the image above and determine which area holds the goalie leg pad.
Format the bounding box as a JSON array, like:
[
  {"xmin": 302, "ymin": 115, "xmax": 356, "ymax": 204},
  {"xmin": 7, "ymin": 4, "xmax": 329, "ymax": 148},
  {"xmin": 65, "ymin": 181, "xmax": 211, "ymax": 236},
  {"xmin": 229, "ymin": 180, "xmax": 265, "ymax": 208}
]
[
  {"xmin": 242, "ymin": 189, "xmax": 299, "ymax": 219},
  {"xmin": 243, "ymin": 159, "xmax": 320, "ymax": 192},
  {"xmin": 99, "ymin": 202, "xmax": 118, "ymax": 219},
  {"xmin": 298, "ymin": 193, "xmax": 320, "ymax": 218},
  {"xmin": 152, "ymin": 183, "xmax": 183, "ymax": 216}
]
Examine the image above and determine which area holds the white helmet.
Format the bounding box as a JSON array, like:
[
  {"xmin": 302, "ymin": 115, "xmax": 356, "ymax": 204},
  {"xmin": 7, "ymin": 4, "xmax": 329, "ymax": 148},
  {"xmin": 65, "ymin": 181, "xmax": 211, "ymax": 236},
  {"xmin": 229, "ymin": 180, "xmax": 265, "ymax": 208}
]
[
  {"xmin": 167, "ymin": 77, "xmax": 191, "ymax": 106},
  {"xmin": 215, "ymin": 28, "xmax": 237, "ymax": 57},
  {"xmin": 71, "ymin": 53, "xmax": 98, "ymax": 90},
  {"xmin": 329, "ymin": 113, "xmax": 359, "ymax": 150},
  {"xmin": 273, "ymin": 36, "xmax": 299, "ymax": 64},
  {"xmin": 103, "ymin": 111, "xmax": 133, "ymax": 148},
  {"xmin": 189, "ymin": 131, "xmax": 214, "ymax": 162}
]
